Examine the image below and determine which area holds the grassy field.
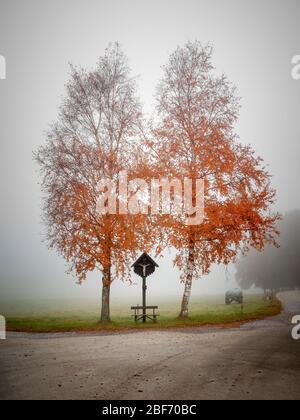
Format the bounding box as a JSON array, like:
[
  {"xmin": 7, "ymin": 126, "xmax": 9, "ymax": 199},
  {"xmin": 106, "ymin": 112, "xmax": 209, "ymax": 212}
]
[{"xmin": 3, "ymin": 295, "xmax": 282, "ymax": 332}]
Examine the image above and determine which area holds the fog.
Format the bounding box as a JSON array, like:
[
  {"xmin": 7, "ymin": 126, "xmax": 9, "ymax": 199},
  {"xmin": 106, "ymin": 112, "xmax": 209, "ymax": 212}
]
[
  {"xmin": 0, "ymin": 0, "xmax": 299, "ymax": 308},
  {"xmin": 236, "ymin": 210, "xmax": 300, "ymax": 291}
]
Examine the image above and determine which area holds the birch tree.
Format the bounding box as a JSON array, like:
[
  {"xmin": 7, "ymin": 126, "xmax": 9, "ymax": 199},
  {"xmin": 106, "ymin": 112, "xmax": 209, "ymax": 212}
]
[
  {"xmin": 36, "ymin": 43, "xmax": 149, "ymax": 322},
  {"xmin": 153, "ymin": 41, "xmax": 280, "ymax": 317}
]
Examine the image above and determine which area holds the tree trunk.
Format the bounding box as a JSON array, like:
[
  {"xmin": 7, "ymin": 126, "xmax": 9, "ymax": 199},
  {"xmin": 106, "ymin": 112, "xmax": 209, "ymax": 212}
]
[
  {"xmin": 101, "ymin": 267, "xmax": 111, "ymax": 322},
  {"xmin": 179, "ymin": 236, "xmax": 195, "ymax": 318}
]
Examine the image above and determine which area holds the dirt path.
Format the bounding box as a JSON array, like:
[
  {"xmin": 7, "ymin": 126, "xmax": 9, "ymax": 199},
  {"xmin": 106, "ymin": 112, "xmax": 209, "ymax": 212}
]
[{"xmin": 0, "ymin": 291, "xmax": 299, "ymax": 400}]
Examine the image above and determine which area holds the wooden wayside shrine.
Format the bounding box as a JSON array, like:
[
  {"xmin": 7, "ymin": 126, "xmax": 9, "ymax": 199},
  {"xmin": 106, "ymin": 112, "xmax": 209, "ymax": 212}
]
[{"xmin": 131, "ymin": 252, "xmax": 159, "ymax": 323}]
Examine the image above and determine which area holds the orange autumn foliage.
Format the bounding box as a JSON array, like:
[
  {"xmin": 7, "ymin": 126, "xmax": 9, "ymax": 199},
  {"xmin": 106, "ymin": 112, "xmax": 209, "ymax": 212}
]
[
  {"xmin": 36, "ymin": 40, "xmax": 280, "ymax": 321},
  {"xmin": 35, "ymin": 44, "xmax": 154, "ymax": 321},
  {"xmin": 152, "ymin": 41, "xmax": 280, "ymax": 317}
]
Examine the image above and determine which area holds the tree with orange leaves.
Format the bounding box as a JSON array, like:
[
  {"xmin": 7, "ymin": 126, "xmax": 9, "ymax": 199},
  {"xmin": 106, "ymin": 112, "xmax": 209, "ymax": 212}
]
[
  {"xmin": 153, "ymin": 41, "xmax": 280, "ymax": 318},
  {"xmin": 35, "ymin": 43, "xmax": 151, "ymax": 322}
]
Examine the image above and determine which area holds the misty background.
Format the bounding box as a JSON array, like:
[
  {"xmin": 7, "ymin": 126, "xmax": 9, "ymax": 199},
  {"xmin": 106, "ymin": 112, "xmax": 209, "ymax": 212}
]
[{"xmin": 0, "ymin": 0, "xmax": 299, "ymax": 311}]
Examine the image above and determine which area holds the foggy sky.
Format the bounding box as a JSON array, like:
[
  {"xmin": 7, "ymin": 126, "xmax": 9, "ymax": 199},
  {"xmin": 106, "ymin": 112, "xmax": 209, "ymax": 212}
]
[{"xmin": 0, "ymin": 0, "xmax": 299, "ymax": 305}]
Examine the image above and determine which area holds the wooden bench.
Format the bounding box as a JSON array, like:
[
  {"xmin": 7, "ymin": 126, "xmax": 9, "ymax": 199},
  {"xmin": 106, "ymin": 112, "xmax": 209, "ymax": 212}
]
[{"xmin": 131, "ymin": 305, "xmax": 159, "ymax": 323}]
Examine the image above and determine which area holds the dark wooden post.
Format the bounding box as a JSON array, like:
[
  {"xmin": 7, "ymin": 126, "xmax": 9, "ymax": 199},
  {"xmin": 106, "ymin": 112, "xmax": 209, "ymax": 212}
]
[{"xmin": 142, "ymin": 276, "xmax": 147, "ymax": 323}]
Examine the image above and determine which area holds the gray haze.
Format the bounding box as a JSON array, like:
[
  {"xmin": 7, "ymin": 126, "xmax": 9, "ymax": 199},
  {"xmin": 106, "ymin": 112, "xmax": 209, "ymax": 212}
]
[
  {"xmin": 0, "ymin": 0, "xmax": 299, "ymax": 307},
  {"xmin": 236, "ymin": 210, "xmax": 300, "ymax": 291}
]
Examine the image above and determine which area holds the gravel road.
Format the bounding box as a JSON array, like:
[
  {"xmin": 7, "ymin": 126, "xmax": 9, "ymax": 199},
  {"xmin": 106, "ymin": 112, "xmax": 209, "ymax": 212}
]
[{"xmin": 0, "ymin": 291, "xmax": 299, "ymax": 400}]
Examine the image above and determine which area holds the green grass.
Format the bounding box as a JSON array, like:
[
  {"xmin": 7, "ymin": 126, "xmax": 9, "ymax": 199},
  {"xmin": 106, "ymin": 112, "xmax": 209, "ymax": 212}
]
[{"xmin": 4, "ymin": 295, "xmax": 282, "ymax": 333}]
